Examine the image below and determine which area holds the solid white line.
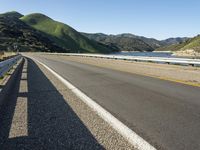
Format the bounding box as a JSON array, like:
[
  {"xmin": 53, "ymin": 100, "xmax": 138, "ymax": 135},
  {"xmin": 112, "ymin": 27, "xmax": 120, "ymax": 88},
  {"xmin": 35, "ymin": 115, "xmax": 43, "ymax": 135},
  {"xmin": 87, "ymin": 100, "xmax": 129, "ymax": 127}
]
[{"xmin": 30, "ymin": 56, "xmax": 156, "ymax": 150}]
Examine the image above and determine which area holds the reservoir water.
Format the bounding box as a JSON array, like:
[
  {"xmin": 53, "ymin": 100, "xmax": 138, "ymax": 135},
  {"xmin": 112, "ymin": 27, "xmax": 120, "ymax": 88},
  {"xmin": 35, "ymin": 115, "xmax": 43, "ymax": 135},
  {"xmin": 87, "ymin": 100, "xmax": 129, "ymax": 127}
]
[{"xmin": 112, "ymin": 51, "xmax": 174, "ymax": 57}]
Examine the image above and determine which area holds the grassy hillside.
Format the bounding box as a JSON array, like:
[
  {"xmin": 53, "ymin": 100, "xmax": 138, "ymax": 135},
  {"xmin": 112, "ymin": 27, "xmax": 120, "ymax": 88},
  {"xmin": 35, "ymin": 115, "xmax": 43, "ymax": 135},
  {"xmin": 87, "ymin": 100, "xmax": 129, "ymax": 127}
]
[
  {"xmin": 21, "ymin": 13, "xmax": 114, "ymax": 53},
  {"xmin": 182, "ymin": 36, "xmax": 200, "ymax": 52},
  {"xmin": 0, "ymin": 13, "xmax": 66, "ymax": 52},
  {"xmin": 156, "ymin": 35, "xmax": 200, "ymax": 52}
]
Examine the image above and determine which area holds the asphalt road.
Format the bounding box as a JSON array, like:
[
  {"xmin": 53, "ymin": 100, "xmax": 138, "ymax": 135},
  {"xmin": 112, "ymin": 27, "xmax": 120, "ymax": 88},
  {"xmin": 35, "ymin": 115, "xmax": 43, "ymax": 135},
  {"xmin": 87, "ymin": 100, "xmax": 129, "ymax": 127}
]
[
  {"xmin": 27, "ymin": 54, "xmax": 200, "ymax": 150},
  {"xmin": 0, "ymin": 58, "xmax": 135, "ymax": 149}
]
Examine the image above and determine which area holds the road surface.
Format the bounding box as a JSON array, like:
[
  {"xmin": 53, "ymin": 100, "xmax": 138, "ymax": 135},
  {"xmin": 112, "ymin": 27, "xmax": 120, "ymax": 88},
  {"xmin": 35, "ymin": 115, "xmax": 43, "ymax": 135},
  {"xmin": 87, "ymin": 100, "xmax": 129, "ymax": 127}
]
[
  {"xmin": 0, "ymin": 58, "xmax": 134, "ymax": 149},
  {"xmin": 26, "ymin": 53, "xmax": 200, "ymax": 150}
]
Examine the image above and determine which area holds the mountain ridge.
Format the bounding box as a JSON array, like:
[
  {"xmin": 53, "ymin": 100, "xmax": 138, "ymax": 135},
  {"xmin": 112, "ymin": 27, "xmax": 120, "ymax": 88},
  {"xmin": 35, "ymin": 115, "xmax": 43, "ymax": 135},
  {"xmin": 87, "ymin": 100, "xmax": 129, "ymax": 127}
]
[
  {"xmin": 82, "ymin": 32, "xmax": 188, "ymax": 52},
  {"xmin": 0, "ymin": 11, "xmax": 198, "ymax": 53},
  {"xmin": 21, "ymin": 13, "xmax": 116, "ymax": 53}
]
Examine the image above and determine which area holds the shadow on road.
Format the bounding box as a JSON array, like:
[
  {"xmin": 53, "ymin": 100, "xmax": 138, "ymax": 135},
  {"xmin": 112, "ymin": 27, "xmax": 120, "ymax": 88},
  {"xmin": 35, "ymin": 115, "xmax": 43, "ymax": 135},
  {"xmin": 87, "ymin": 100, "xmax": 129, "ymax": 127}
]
[{"xmin": 0, "ymin": 58, "xmax": 104, "ymax": 149}]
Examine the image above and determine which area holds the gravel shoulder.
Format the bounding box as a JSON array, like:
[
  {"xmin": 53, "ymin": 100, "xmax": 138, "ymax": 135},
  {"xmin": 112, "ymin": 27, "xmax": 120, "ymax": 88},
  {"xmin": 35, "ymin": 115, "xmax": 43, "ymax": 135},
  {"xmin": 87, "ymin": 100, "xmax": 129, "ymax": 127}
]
[{"xmin": 43, "ymin": 55, "xmax": 200, "ymax": 86}]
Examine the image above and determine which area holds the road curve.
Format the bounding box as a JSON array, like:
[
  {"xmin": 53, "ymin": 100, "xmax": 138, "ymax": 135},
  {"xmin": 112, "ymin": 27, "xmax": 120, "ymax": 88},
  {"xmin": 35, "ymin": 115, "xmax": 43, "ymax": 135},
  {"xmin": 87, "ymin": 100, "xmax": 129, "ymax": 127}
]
[{"xmin": 26, "ymin": 53, "xmax": 200, "ymax": 150}]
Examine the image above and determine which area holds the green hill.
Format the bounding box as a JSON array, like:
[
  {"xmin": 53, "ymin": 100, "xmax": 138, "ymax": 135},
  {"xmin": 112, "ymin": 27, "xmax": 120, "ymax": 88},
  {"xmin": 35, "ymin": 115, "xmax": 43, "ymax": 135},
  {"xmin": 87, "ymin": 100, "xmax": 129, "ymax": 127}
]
[
  {"xmin": 156, "ymin": 35, "xmax": 200, "ymax": 52},
  {"xmin": 21, "ymin": 13, "xmax": 114, "ymax": 53},
  {"xmin": 0, "ymin": 12, "xmax": 66, "ymax": 52}
]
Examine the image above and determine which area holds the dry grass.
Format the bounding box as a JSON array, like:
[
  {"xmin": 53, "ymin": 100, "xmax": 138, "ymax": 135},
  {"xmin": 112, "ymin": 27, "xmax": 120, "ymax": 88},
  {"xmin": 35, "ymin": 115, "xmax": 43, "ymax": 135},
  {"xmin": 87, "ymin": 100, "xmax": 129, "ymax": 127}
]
[{"xmin": 0, "ymin": 52, "xmax": 16, "ymax": 61}]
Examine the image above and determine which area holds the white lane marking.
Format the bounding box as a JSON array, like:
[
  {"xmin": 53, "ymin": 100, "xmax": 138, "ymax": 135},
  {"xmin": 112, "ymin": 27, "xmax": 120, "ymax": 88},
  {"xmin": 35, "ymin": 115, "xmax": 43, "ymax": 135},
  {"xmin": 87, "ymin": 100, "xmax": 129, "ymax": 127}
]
[{"xmin": 30, "ymin": 56, "xmax": 156, "ymax": 150}]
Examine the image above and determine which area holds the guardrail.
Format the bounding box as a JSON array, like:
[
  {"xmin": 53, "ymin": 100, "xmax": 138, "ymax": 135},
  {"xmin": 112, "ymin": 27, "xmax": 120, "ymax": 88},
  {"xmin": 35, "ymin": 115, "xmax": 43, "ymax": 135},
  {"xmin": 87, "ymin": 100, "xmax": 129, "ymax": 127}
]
[
  {"xmin": 0, "ymin": 55, "xmax": 22, "ymax": 78},
  {"xmin": 44, "ymin": 53, "xmax": 200, "ymax": 67}
]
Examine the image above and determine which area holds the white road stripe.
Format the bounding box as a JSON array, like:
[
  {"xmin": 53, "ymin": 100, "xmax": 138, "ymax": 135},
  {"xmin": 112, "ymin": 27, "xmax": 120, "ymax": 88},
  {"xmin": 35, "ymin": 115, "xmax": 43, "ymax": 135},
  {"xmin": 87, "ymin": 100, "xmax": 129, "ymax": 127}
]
[{"xmin": 30, "ymin": 56, "xmax": 156, "ymax": 150}]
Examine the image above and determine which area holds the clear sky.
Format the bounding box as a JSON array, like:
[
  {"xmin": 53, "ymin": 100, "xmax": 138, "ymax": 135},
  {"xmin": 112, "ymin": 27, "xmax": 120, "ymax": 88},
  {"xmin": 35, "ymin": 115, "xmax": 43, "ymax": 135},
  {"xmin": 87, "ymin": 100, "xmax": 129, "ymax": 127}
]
[{"xmin": 0, "ymin": 0, "xmax": 199, "ymax": 40}]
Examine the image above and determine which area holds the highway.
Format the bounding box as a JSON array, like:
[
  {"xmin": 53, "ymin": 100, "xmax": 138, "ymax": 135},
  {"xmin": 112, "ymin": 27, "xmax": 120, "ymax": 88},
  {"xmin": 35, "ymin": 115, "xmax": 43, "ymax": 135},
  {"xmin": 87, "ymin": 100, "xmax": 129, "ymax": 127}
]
[{"xmin": 26, "ymin": 53, "xmax": 200, "ymax": 150}]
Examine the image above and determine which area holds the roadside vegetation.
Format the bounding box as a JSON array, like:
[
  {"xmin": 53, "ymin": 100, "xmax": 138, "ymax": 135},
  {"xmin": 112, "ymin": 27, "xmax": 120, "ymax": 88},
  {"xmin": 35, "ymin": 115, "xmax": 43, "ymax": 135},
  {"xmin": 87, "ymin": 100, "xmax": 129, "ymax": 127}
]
[{"xmin": 0, "ymin": 52, "xmax": 17, "ymax": 61}]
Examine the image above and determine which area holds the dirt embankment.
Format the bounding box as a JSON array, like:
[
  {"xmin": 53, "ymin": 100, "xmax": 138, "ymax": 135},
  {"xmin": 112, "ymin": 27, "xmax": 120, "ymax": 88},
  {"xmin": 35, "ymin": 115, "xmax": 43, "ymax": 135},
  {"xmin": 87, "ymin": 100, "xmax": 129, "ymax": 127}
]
[{"xmin": 173, "ymin": 49, "xmax": 200, "ymax": 58}]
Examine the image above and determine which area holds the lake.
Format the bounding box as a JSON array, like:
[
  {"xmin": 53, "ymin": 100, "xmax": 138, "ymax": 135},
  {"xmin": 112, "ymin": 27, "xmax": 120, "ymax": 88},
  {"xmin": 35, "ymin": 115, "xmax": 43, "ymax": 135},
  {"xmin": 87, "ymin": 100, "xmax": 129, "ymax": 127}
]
[{"xmin": 112, "ymin": 51, "xmax": 174, "ymax": 58}]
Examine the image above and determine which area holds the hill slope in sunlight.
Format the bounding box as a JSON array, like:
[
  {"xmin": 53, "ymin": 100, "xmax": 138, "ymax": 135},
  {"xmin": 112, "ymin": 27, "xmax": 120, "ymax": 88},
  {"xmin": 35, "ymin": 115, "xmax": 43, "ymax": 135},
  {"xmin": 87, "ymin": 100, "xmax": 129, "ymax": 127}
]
[
  {"xmin": 156, "ymin": 35, "xmax": 200, "ymax": 52},
  {"xmin": 0, "ymin": 12, "xmax": 66, "ymax": 52},
  {"xmin": 21, "ymin": 13, "xmax": 116, "ymax": 53}
]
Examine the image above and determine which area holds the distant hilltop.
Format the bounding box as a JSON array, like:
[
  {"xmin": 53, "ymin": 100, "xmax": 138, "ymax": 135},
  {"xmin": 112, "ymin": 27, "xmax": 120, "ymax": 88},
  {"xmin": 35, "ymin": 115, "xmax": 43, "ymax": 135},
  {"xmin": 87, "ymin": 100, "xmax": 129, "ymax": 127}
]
[
  {"xmin": 82, "ymin": 33, "xmax": 188, "ymax": 52},
  {"xmin": 0, "ymin": 11, "xmax": 115, "ymax": 53},
  {"xmin": 0, "ymin": 11, "xmax": 199, "ymax": 54}
]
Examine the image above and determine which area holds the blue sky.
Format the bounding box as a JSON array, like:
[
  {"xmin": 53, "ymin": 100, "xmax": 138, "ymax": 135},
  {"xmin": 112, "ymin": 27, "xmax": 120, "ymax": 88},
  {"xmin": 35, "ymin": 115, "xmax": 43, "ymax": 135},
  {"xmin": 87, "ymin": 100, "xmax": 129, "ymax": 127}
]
[{"xmin": 0, "ymin": 0, "xmax": 199, "ymax": 40}]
